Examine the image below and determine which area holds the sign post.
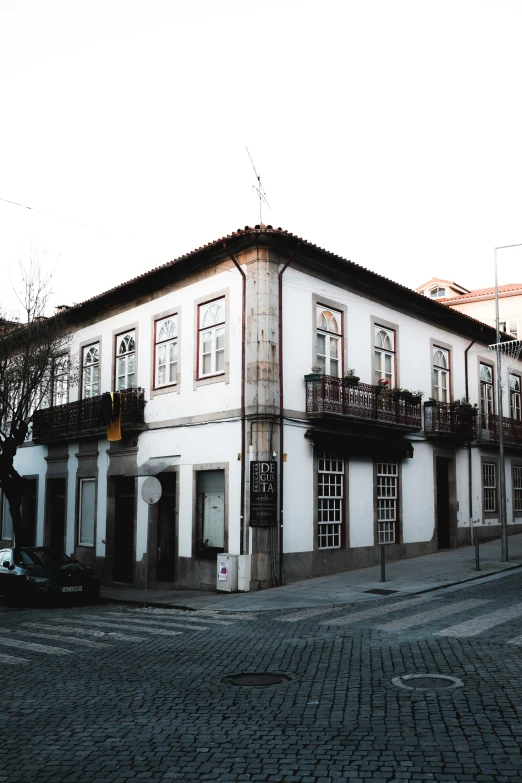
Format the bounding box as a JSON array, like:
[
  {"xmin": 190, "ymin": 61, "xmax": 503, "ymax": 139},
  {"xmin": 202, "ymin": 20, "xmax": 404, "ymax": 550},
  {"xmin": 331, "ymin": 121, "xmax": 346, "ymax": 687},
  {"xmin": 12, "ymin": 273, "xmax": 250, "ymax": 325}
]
[
  {"xmin": 249, "ymin": 461, "xmax": 278, "ymax": 526},
  {"xmin": 140, "ymin": 477, "xmax": 163, "ymax": 608}
]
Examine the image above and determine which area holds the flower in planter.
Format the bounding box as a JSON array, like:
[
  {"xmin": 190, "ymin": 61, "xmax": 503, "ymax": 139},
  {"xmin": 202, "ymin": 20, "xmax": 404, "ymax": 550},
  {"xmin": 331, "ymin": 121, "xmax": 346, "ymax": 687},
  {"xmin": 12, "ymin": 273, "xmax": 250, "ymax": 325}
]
[
  {"xmin": 344, "ymin": 369, "xmax": 360, "ymax": 383},
  {"xmin": 311, "ymin": 365, "xmax": 323, "ymax": 374}
]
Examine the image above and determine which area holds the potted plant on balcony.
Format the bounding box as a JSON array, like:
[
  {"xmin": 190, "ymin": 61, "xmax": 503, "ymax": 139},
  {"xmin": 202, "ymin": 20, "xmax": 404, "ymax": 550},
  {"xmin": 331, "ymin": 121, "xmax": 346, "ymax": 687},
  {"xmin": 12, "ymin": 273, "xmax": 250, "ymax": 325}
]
[
  {"xmin": 374, "ymin": 378, "xmax": 389, "ymax": 395},
  {"xmin": 343, "ymin": 369, "xmax": 360, "ymax": 386},
  {"xmin": 409, "ymin": 390, "xmax": 425, "ymax": 406},
  {"xmin": 424, "ymin": 397, "xmax": 438, "ymax": 407},
  {"xmin": 304, "ymin": 365, "xmax": 323, "ymax": 382},
  {"xmin": 451, "ymin": 398, "xmax": 478, "ymax": 415}
]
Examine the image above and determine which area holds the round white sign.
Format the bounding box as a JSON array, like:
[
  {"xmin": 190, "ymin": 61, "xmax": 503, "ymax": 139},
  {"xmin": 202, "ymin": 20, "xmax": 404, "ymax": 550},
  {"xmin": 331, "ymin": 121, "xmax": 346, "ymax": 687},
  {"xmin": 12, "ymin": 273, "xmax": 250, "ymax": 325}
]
[{"xmin": 141, "ymin": 476, "xmax": 163, "ymax": 505}]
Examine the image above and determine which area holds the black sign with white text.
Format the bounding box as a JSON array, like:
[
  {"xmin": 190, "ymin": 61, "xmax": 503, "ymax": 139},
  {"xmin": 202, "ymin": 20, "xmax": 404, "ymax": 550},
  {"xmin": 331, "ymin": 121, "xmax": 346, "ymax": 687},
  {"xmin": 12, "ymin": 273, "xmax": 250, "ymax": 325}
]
[{"xmin": 249, "ymin": 461, "xmax": 278, "ymax": 526}]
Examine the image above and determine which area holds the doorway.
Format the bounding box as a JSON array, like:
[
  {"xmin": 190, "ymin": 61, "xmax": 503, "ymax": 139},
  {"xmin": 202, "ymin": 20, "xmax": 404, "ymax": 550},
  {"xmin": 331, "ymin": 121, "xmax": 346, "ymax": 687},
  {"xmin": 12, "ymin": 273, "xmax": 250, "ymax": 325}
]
[
  {"xmin": 436, "ymin": 457, "xmax": 452, "ymax": 549},
  {"xmin": 46, "ymin": 478, "xmax": 66, "ymax": 551},
  {"xmin": 21, "ymin": 478, "xmax": 37, "ymax": 547},
  {"xmin": 113, "ymin": 476, "xmax": 136, "ymax": 583},
  {"xmin": 156, "ymin": 473, "xmax": 176, "ymax": 582}
]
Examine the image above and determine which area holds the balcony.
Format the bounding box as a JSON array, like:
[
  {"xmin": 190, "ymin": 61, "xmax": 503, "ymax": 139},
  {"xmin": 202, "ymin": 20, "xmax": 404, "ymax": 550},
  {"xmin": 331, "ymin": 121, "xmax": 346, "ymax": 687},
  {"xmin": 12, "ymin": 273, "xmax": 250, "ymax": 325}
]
[
  {"xmin": 305, "ymin": 375, "xmax": 422, "ymax": 432},
  {"xmin": 423, "ymin": 402, "xmax": 476, "ymax": 441},
  {"xmin": 32, "ymin": 388, "xmax": 146, "ymax": 444},
  {"xmin": 476, "ymin": 412, "xmax": 522, "ymax": 448}
]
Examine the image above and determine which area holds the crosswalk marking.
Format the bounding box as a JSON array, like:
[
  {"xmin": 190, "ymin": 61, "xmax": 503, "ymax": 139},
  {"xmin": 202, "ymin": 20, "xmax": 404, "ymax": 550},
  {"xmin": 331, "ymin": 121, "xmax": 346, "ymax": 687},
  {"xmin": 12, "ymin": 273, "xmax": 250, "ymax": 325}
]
[
  {"xmin": 61, "ymin": 619, "xmax": 184, "ymax": 637},
  {"xmin": 278, "ymin": 606, "xmax": 347, "ymax": 623},
  {"xmin": 378, "ymin": 599, "xmax": 490, "ymax": 631},
  {"xmin": 507, "ymin": 635, "xmax": 522, "ymax": 646},
  {"xmin": 320, "ymin": 595, "xmax": 439, "ymax": 626},
  {"xmin": 92, "ymin": 613, "xmax": 210, "ymax": 631},
  {"xmin": 23, "ymin": 622, "xmax": 148, "ymax": 642},
  {"xmin": 0, "ymin": 652, "xmax": 29, "ymax": 664},
  {"xmin": 0, "ymin": 638, "xmax": 72, "ymax": 655},
  {"xmin": 14, "ymin": 630, "xmax": 110, "ymax": 648},
  {"xmin": 436, "ymin": 603, "xmax": 522, "ymax": 638},
  {"xmin": 132, "ymin": 609, "xmax": 234, "ymax": 625}
]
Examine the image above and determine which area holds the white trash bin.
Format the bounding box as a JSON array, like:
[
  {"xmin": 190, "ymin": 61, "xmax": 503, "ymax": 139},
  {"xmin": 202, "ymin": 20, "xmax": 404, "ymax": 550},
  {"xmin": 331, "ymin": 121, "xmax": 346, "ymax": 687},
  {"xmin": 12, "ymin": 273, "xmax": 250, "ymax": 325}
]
[{"xmin": 216, "ymin": 553, "xmax": 238, "ymax": 592}]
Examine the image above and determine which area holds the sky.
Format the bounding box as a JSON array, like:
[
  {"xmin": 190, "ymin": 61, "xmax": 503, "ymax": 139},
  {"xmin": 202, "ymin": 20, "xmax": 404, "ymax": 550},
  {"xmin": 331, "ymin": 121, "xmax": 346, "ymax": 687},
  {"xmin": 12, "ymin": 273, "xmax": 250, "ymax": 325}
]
[{"xmin": 2, "ymin": 0, "xmax": 522, "ymax": 315}]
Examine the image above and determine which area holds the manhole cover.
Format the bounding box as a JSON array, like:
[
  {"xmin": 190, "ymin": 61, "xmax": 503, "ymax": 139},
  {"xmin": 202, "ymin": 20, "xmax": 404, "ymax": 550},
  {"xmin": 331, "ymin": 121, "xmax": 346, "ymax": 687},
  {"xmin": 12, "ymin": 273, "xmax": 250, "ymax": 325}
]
[
  {"xmin": 223, "ymin": 672, "xmax": 289, "ymax": 686},
  {"xmin": 392, "ymin": 674, "xmax": 463, "ymax": 691},
  {"xmin": 364, "ymin": 588, "xmax": 399, "ymax": 595}
]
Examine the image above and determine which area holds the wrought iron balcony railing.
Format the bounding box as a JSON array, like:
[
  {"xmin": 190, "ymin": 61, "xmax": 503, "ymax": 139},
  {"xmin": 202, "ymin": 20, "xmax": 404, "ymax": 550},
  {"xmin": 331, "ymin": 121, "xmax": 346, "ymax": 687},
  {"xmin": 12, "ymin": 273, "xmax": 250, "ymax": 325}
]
[
  {"xmin": 32, "ymin": 388, "xmax": 146, "ymax": 444},
  {"xmin": 305, "ymin": 375, "xmax": 422, "ymax": 430},
  {"xmin": 423, "ymin": 402, "xmax": 477, "ymax": 439},
  {"xmin": 476, "ymin": 412, "xmax": 522, "ymax": 447}
]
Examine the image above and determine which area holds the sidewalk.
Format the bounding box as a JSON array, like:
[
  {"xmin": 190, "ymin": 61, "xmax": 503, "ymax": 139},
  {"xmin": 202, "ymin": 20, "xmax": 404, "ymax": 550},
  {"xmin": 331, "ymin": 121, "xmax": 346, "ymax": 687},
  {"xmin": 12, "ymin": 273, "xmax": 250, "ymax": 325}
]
[{"xmin": 100, "ymin": 533, "xmax": 522, "ymax": 612}]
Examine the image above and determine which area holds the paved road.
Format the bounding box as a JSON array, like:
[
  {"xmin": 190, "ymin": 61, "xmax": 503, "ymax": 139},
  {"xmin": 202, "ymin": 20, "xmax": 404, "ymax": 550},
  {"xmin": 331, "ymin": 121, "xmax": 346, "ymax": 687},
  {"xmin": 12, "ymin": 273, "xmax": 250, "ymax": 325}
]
[{"xmin": 2, "ymin": 573, "xmax": 522, "ymax": 783}]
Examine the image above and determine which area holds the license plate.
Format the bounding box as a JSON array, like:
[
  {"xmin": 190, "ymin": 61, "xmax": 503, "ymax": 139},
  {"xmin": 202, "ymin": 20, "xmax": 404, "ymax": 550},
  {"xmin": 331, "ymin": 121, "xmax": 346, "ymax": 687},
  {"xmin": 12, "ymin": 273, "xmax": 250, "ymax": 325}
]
[{"xmin": 61, "ymin": 586, "xmax": 83, "ymax": 593}]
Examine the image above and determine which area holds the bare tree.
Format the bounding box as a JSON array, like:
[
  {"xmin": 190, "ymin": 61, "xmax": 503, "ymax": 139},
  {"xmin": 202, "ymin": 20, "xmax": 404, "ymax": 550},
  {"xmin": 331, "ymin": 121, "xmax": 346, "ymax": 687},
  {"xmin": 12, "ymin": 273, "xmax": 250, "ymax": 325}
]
[{"xmin": 0, "ymin": 257, "xmax": 73, "ymax": 545}]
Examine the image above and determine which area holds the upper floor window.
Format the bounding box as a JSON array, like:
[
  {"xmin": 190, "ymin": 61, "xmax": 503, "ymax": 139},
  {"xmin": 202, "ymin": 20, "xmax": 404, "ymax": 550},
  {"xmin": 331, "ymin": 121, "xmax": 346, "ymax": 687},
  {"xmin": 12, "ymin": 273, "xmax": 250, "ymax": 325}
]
[
  {"xmin": 480, "ymin": 363, "xmax": 494, "ymax": 425},
  {"xmin": 116, "ymin": 331, "xmax": 136, "ymax": 391},
  {"xmin": 432, "ymin": 347, "xmax": 450, "ymax": 402},
  {"xmin": 429, "ymin": 287, "xmax": 446, "ymax": 299},
  {"xmin": 82, "ymin": 344, "xmax": 100, "ymax": 399},
  {"xmin": 374, "ymin": 326, "xmax": 395, "ymax": 386},
  {"xmin": 499, "ymin": 319, "xmax": 519, "ymax": 339},
  {"xmin": 316, "ymin": 306, "xmax": 342, "ymax": 377},
  {"xmin": 510, "ymin": 374, "xmax": 521, "ymax": 421},
  {"xmin": 198, "ymin": 299, "xmax": 225, "ymax": 378},
  {"xmin": 52, "ymin": 355, "xmax": 68, "ymax": 406},
  {"xmin": 155, "ymin": 316, "xmax": 178, "ymax": 388}
]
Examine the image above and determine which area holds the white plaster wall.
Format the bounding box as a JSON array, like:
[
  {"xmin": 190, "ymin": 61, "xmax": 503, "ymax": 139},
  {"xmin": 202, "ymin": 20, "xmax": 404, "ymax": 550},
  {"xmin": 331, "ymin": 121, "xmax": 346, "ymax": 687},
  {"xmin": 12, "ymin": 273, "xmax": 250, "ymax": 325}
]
[
  {"xmin": 282, "ymin": 423, "xmax": 314, "ymax": 553},
  {"xmin": 96, "ymin": 443, "xmax": 109, "ymax": 558},
  {"xmin": 348, "ymin": 458, "xmax": 374, "ymax": 547},
  {"xmin": 449, "ymin": 294, "xmax": 522, "ymax": 331},
  {"xmin": 401, "ymin": 444, "xmax": 435, "ymax": 544},
  {"xmin": 65, "ymin": 443, "xmax": 77, "ymax": 555}
]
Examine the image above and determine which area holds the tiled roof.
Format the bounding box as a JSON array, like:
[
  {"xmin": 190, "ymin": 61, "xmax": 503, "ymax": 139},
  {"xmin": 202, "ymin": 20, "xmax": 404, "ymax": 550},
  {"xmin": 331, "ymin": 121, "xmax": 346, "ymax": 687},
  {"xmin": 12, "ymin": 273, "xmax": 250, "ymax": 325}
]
[
  {"xmin": 415, "ymin": 277, "xmax": 469, "ymax": 292},
  {"xmin": 441, "ymin": 283, "xmax": 522, "ymax": 302}
]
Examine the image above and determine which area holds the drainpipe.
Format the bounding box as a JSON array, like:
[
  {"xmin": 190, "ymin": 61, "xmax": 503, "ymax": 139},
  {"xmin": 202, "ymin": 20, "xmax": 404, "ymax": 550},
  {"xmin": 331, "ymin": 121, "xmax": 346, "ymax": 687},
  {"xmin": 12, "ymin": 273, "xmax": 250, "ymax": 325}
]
[
  {"xmin": 465, "ymin": 337, "xmax": 476, "ymax": 544},
  {"xmin": 223, "ymin": 243, "xmax": 246, "ymax": 556},
  {"xmin": 278, "ymin": 242, "xmax": 302, "ymax": 585}
]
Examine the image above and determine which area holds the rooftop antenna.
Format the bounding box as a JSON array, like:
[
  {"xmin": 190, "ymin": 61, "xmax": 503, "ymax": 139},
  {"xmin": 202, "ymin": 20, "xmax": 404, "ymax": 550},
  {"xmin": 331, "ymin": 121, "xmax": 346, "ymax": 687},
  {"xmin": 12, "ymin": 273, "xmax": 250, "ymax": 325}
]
[{"xmin": 246, "ymin": 146, "xmax": 270, "ymax": 224}]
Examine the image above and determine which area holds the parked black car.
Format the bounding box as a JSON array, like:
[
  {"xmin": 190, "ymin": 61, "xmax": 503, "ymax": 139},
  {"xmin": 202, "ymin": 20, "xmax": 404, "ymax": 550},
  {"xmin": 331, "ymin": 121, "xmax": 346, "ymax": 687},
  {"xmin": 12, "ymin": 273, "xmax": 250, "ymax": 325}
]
[{"xmin": 0, "ymin": 547, "xmax": 100, "ymax": 604}]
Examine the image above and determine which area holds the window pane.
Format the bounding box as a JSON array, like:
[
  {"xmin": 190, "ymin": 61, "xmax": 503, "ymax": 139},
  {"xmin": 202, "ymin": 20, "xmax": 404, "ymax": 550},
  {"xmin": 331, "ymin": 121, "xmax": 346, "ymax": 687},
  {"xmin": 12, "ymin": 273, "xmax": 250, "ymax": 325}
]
[
  {"xmin": 202, "ymin": 354, "xmax": 211, "ymax": 375},
  {"xmin": 216, "ymin": 350, "xmax": 225, "ymax": 372},
  {"xmin": 216, "ymin": 327, "xmax": 225, "ymax": 352},
  {"xmin": 79, "ymin": 480, "xmax": 96, "ymax": 547}
]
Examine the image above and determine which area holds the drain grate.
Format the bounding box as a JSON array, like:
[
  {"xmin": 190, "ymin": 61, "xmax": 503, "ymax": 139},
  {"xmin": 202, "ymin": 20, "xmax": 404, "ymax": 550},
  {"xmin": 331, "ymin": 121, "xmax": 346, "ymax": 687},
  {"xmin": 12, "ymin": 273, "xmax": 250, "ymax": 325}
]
[
  {"xmin": 364, "ymin": 588, "xmax": 399, "ymax": 595},
  {"xmin": 392, "ymin": 674, "xmax": 463, "ymax": 691},
  {"xmin": 223, "ymin": 672, "xmax": 289, "ymax": 687}
]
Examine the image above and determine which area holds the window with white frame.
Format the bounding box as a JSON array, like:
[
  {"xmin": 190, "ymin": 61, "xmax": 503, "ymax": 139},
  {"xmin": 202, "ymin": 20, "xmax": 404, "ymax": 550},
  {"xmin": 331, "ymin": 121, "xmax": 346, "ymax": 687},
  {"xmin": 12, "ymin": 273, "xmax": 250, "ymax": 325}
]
[
  {"xmin": 155, "ymin": 316, "xmax": 178, "ymax": 388},
  {"xmin": 480, "ymin": 363, "xmax": 494, "ymax": 426},
  {"xmin": 429, "ymin": 287, "xmax": 446, "ymax": 299},
  {"xmin": 377, "ymin": 462, "xmax": 398, "ymax": 543},
  {"xmin": 316, "ymin": 306, "xmax": 342, "ymax": 377},
  {"xmin": 115, "ymin": 331, "xmax": 136, "ymax": 390},
  {"xmin": 82, "ymin": 344, "xmax": 100, "ymax": 399},
  {"xmin": 52, "ymin": 355, "xmax": 68, "ymax": 406},
  {"xmin": 513, "ymin": 466, "xmax": 522, "ymax": 512},
  {"xmin": 432, "ymin": 347, "xmax": 450, "ymax": 402},
  {"xmin": 499, "ymin": 319, "xmax": 518, "ymax": 338},
  {"xmin": 482, "ymin": 462, "xmax": 497, "ymax": 513},
  {"xmin": 317, "ymin": 452, "xmax": 344, "ymax": 549},
  {"xmin": 78, "ymin": 478, "xmax": 96, "ymax": 547},
  {"xmin": 1, "ymin": 494, "xmax": 13, "ymax": 541},
  {"xmin": 198, "ymin": 298, "xmax": 225, "ymax": 378},
  {"xmin": 510, "ymin": 374, "xmax": 521, "ymax": 421},
  {"xmin": 374, "ymin": 326, "xmax": 395, "ymax": 386}
]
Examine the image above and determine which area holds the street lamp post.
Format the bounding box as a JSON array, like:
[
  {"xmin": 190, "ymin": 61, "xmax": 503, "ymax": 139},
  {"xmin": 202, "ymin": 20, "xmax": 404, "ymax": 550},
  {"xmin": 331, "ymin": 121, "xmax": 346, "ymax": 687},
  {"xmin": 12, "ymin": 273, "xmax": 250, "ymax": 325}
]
[{"xmin": 494, "ymin": 243, "xmax": 522, "ymax": 562}]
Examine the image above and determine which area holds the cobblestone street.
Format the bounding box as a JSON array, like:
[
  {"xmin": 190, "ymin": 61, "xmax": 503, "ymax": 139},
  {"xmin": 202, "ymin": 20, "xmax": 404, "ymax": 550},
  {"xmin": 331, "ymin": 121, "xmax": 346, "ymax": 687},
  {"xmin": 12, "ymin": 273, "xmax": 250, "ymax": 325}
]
[{"xmin": 2, "ymin": 572, "xmax": 522, "ymax": 783}]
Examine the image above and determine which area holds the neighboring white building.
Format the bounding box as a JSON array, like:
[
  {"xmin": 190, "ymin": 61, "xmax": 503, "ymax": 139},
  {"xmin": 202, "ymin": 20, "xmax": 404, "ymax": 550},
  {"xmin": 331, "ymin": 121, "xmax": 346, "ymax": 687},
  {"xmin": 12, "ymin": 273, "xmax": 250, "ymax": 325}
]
[{"xmin": 2, "ymin": 226, "xmax": 522, "ymax": 591}]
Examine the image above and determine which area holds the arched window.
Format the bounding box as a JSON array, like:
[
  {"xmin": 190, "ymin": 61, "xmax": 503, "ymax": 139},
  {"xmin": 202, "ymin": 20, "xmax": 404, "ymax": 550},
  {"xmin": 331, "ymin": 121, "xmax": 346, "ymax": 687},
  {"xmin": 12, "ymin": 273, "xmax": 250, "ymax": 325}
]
[
  {"xmin": 429, "ymin": 287, "xmax": 446, "ymax": 299},
  {"xmin": 316, "ymin": 306, "xmax": 342, "ymax": 377},
  {"xmin": 82, "ymin": 343, "xmax": 100, "ymax": 399},
  {"xmin": 155, "ymin": 316, "xmax": 178, "ymax": 388},
  {"xmin": 510, "ymin": 373, "xmax": 521, "ymax": 421},
  {"xmin": 374, "ymin": 326, "xmax": 395, "ymax": 386},
  {"xmin": 432, "ymin": 347, "xmax": 450, "ymax": 402},
  {"xmin": 52, "ymin": 355, "xmax": 68, "ymax": 406},
  {"xmin": 198, "ymin": 299, "xmax": 225, "ymax": 377},
  {"xmin": 480, "ymin": 363, "xmax": 494, "ymax": 425},
  {"xmin": 116, "ymin": 331, "xmax": 136, "ymax": 390}
]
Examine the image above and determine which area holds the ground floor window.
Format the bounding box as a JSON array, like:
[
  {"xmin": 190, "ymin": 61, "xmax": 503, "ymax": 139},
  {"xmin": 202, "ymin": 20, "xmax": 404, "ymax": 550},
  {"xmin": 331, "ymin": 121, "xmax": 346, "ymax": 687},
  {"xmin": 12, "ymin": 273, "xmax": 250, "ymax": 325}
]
[
  {"xmin": 513, "ymin": 465, "xmax": 522, "ymax": 513},
  {"xmin": 377, "ymin": 462, "xmax": 398, "ymax": 544},
  {"xmin": 482, "ymin": 462, "xmax": 497, "ymax": 513},
  {"xmin": 317, "ymin": 452, "xmax": 344, "ymax": 549},
  {"xmin": 197, "ymin": 469, "xmax": 225, "ymax": 559},
  {"xmin": 78, "ymin": 478, "xmax": 96, "ymax": 547}
]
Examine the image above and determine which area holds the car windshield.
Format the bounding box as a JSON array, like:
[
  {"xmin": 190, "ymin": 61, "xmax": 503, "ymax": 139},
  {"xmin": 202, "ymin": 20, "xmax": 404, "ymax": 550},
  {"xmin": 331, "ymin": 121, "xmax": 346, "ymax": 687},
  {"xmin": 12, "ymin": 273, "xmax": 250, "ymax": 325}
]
[{"xmin": 20, "ymin": 549, "xmax": 73, "ymax": 568}]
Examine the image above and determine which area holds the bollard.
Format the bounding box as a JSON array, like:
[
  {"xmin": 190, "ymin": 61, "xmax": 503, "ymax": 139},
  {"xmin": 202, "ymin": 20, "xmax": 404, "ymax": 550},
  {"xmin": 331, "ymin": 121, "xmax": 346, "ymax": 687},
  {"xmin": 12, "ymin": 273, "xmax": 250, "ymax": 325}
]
[
  {"xmin": 380, "ymin": 544, "xmax": 386, "ymax": 583},
  {"xmin": 475, "ymin": 536, "xmax": 480, "ymax": 571}
]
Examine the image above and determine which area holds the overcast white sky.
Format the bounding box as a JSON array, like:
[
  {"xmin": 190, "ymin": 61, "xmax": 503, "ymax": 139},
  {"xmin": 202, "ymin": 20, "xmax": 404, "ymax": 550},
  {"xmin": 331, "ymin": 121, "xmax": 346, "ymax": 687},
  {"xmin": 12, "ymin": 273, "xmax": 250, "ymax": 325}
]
[{"xmin": 2, "ymin": 0, "xmax": 522, "ymax": 314}]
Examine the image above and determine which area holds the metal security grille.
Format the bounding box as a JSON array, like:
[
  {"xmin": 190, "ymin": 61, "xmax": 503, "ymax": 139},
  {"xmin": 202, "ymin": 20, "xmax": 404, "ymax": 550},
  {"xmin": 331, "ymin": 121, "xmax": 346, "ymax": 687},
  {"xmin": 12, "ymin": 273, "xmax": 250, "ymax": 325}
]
[
  {"xmin": 377, "ymin": 462, "xmax": 398, "ymax": 543},
  {"xmin": 483, "ymin": 462, "xmax": 497, "ymax": 512},
  {"xmin": 318, "ymin": 452, "xmax": 344, "ymax": 549},
  {"xmin": 513, "ymin": 466, "xmax": 522, "ymax": 512}
]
